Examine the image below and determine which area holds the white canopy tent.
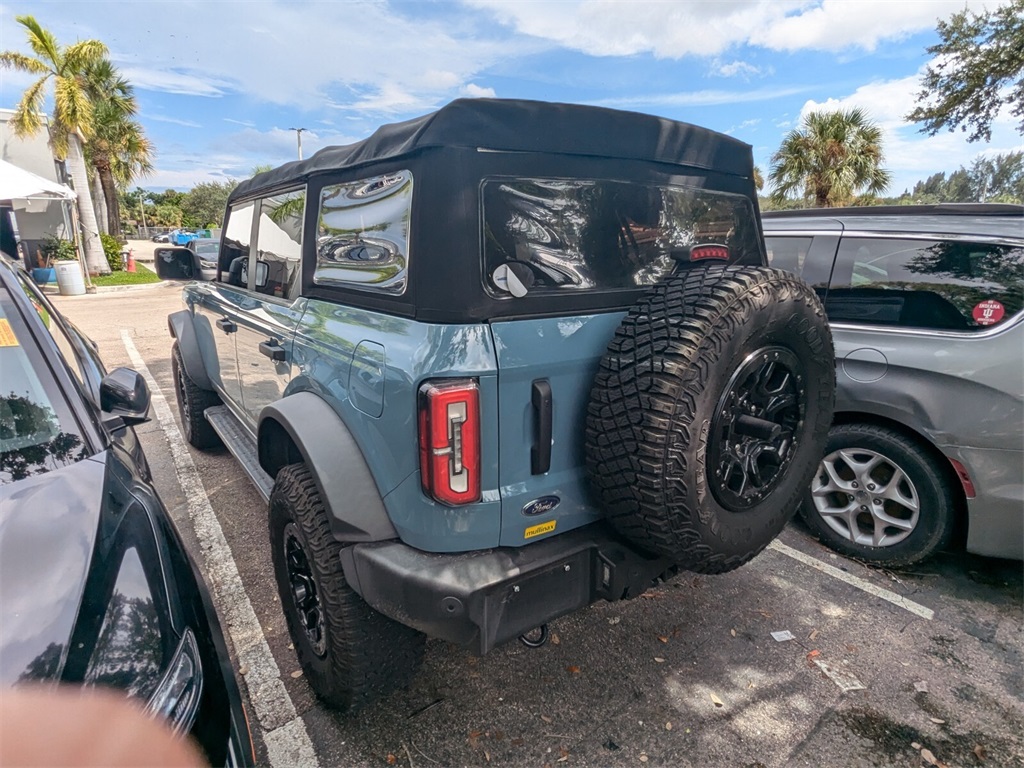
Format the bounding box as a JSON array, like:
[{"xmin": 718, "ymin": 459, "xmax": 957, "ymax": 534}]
[{"xmin": 0, "ymin": 159, "xmax": 76, "ymax": 202}]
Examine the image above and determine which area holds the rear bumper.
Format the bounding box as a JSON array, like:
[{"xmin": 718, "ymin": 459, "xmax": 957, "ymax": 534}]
[{"xmin": 340, "ymin": 523, "xmax": 674, "ymax": 655}]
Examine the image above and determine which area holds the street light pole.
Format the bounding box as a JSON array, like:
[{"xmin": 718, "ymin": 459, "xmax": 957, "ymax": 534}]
[{"xmin": 288, "ymin": 127, "xmax": 307, "ymax": 160}]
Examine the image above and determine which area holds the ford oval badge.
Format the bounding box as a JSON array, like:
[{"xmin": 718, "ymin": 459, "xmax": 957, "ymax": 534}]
[{"xmin": 523, "ymin": 496, "xmax": 560, "ymax": 516}]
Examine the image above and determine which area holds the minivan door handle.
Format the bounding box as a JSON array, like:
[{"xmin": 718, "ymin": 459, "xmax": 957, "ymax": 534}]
[
  {"xmin": 531, "ymin": 379, "xmax": 553, "ymax": 475},
  {"xmin": 259, "ymin": 339, "xmax": 286, "ymax": 362},
  {"xmin": 215, "ymin": 317, "xmax": 237, "ymax": 334}
]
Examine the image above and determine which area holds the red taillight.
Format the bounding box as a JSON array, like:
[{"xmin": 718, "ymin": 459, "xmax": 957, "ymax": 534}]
[
  {"xmin": 418, "ymin": 379, "xmax": 481, "ymax": 505},
  {"xmin": 690, "ymin": 244, "xmax": 730, "ymax": 261}
]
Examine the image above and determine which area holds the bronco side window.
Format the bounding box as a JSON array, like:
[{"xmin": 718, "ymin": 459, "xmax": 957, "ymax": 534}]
[
  {"xmin": 313, "ymin": 171, "xmax": 413, "ymax": 295},
  {"xmin": 253, "ymin": 188, "xmax": 305, "ymax": 301},
  {"xmin": 218, "ymin": 200, "xmax": 255, "ymax": 288}
]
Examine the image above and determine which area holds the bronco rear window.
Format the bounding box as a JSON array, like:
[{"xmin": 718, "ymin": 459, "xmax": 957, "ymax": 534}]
[{"xmin": 483, "ymin": 178, "xmax": 760, "ymax": 294}]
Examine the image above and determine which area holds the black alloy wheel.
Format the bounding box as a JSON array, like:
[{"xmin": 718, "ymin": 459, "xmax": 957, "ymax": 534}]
[
  {"xmin": 283, "ymin": 523, "xmax": 327, "ymax": 657},
  {"xmin": 709, "ymin": 346, "xmax": 804, "ymax": 512}
]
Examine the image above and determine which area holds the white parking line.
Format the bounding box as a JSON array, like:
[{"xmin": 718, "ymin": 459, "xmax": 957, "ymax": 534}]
[
  {"xmin": 768, "ymin": 539, "xmax": 935, "ymax": 621},
  {"xmin": 121, "ymin": 331, "xmax": 319, "ymax": 767}
]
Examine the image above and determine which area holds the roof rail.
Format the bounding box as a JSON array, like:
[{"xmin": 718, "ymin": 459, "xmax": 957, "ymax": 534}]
[{"xmin": 763, "ymin": 203, "xmax": 1023, "ymax": 218}]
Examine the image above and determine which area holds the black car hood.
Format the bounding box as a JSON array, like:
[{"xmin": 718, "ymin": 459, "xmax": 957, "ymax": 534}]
[{"xmin": 0, "ymin": 454, "xmax": 109, "ymax": 684}]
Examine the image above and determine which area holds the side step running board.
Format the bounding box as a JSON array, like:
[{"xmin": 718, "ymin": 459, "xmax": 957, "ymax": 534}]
[{"xmin": 204, "ymin": 405, "xmax": 274, "ymax": 500}]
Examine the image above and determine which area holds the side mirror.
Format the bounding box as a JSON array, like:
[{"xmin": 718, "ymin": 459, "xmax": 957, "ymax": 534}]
[
  {"xmin": 254, "ymin": 260, "xmax": 269, "ymax": 288},
  {"xmin": 100, "ymin": 367, "xmax": 151, "ymax": 427},
  {"xmin": 154, "ymin": 247, "xmax": 202, "ymax": 281}
]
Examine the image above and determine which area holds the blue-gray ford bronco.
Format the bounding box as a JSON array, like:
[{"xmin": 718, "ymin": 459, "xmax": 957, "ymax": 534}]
[{"xmin": 156, "ymin": 99, "xmax": 835, "ymax": 711}]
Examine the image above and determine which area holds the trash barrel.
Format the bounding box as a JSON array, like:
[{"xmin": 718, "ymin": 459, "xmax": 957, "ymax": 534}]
[{"xmin": 55, "ymin": 261, "xmax": 86, "ymax": 296}]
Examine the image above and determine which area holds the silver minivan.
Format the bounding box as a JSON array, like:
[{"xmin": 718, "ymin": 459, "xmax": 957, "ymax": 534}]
[{"xmin": 763, "ymin": 204, "xmax": 1023, "ymax": 565}]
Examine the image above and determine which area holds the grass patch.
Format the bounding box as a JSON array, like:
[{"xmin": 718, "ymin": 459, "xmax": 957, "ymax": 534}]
[{"xmin": 90, "ymin": 263, "xmax": 162, "ymax": 287}]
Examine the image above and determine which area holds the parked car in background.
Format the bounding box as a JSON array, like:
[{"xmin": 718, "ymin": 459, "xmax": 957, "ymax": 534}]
[
  {"xmin": 152, "ymin": 233, "xmax": 171, "ymax": 243},
  {"xmin": 763, "ymin": 204, "xmax": 1023, "ymax": 565},
  {"xmin": 186, "ymin": 238, "xmax": 219, "ymax": 280},
  {"xmin": 0, "ymin": 254, "xmax": 253, "ymax": 766}
]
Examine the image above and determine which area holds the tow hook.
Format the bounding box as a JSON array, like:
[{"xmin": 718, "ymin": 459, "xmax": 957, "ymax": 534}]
[{"xmin": 519, "ymin": 624, "xmax": 549, "ymax": 648}]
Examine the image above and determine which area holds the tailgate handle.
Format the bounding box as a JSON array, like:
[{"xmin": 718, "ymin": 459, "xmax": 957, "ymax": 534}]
[
  {"xmin": 215, "ymin": 317, "xmax": 236, "ymax": 334},
  {"xmin": 531, "ymin": 379, "xmax": 552, "ymax": 475},
  {"xmin": 259, "ymin": 339, "xmax": 286, "ymax": 362}
]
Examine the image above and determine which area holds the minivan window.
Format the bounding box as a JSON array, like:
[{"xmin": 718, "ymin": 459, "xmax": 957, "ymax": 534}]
[
  {"xmin": 765, "ymin": 236, "xmax": 814, "ymax": 280},
  {"xmin": 218, "ymin": 200, "xmax": 255, "ymax": 288},
  {"xmin": 827, "ymin": 237, "xmax": 1024, "ymax": 332},
  {"xmin": 254, "ymin": 188, "xmax": 304, "ymax": 300},
  {"xmin": 483, "ymin": 178, "xmax": 761, "ymax": 294},
  {"xmin": 314, "ymin": 171, "xmax": 413, "ymax": 295}
]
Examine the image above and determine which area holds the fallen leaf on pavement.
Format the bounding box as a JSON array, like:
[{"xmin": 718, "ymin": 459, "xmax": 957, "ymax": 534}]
[
  {"xmin": 608, "ymin": 617, "xmax": 621, "ymax": 626},
  {"xmin": 551, "ymin": 632, "xmax": 560, "ymax": 645},
  {"xmin": 238, "ymin": 664, "xmax": 249, "ymax": 676},
  {"xmin": 809, "ymin": 629, "xmax": 819, "ymax": 641},
  {"xmin": 386, "ymin": 754, "xmax": 397, "ymax": 765},
  {"xmin": 973, "ymin": 744, "xmax": 986, "ymax": 761},
  {"xmin": 485, "ymin": 750, "xmax": 491, "ymax": 763},
  {"xmin": 914, "ymin": 681, "xmax": 929, "ymax": 693},
  {"xmin": 730, "ymin": 629, "xmax": 736, "ymax": 637},
  {"xmin": 639, "ymin": 753, "xmax": 649, "ymax": 763},
  {"xmin": 468, "ymin": 730, "xmax": 484, "ymax": 748},
  {"xmin": 566, "ymin": 665, "xmax": 580, "ymax": 674},
  {"xmin": 709, "ymin": 692, "xmax": 724, "ymax": 708},
  {"xmin": 912, "ymin": 742, "xmax": 922, "ymax": 750},
  {"xmin": 930, "ymin": 717, "xmax": 945, "ymax": 724},
  {"xmin": 557, "ymin": 746, "xmax": 569, "ymax": 762},
  {"xmin": 665, "ymin": 722, "xmax": 672, "ymax": 731},
  {"xmin": 921, "ymin": 747, "xmax": 938, "ymax": 765},
  {"xmin": 290, "ymin": 670, "xmax": 303, "ymax": 678},
  {"xmin": 653, "ymin": 657, "xmax": 666, "ymax": 663},
  {"xmin": 658, "ymin": 636, "xmax": 668, "ymax": 643},
  {"xmin": 541, "ymin": 715, "xmax": 553, "ymax": 723},
  {"xmin": 806, "ymin": 650, "xmax": 821, "ymax": 661}
]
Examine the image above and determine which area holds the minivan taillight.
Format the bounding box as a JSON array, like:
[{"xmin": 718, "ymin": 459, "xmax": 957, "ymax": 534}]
[{"xmin": 418, "ymin": 379, "xmax": 481, "ymax": 505}]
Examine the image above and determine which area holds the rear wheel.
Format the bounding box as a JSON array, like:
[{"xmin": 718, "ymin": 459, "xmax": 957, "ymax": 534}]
[
  {"xmin": 800, "ymin": 424, "xmax": 955, "ymax": 566},
  {"xmin": 171, "ymin": 342, "xmax": 221, "ymax": 449},
  {"xmin": 586, "ymin": 265, "xmax": 835, "ymax": 573},
  {"xmin": 269, "ymin": 463, "xmax": 425, "ymax": 712}
]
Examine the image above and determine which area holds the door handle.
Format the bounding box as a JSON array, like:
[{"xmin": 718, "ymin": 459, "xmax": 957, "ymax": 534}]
[
  {"xmin": 259, "ymin": 340, "xmax": 286, "ymax": 362},
  {"xmin": 531, "ymin": 379, "xmax": 552, "ymax": 475},
  {"xmin": 216, "ymin": 317, "xmax": 237, "ymax": 334}
]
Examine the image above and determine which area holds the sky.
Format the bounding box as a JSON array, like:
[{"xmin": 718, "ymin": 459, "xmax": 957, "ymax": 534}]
[{"xmin": 1, "ymin": 0, "xmax": 1021, "ymax": 195}]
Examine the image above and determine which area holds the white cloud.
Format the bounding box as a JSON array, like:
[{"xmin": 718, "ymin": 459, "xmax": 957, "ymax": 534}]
[
  {"xmin": 599, "ymin": 85, "xmax": 812, "ymax": 109},
  {"xmin": 224, "ymin": 118, "xmax": 256, "ymax": 128},
  {"xmin": 467, "ymin": 0, "xmax": 1016, "ymax": 57},
  {"xmin": 461, "ymin": 83, "xmax": 497, "ymax": 98},
  {"xmin": 117, "ymin": 66, "xmax": 231, "ymax": 97},
  {"xmin": 711, "ymin": 60, "xmax": 770, "ymax": 79},
  {"xmin": 146, "ymin": 114, "xmax": 202, "ymax": 128}
]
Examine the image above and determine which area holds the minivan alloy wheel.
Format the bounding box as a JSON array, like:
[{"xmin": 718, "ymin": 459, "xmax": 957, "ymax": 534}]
[{"xmin": 811, "ymin": 447, "xmax": 920, "ymax": 547}]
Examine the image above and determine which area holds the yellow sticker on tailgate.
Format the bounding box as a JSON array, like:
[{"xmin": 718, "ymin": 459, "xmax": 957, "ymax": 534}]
[
  {"xmin": 524, "ymin": 520, "xmax": 556, "ymax": 539},
  {"xmin": 0, "ymin": 319, "xmax": 18, "ymax": 347}
]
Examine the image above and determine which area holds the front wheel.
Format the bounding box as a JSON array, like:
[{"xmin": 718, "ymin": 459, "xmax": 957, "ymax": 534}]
[
  {"xmin": 800, "ymin": 424, "xmax": 956, "ymax": 566},
  {"xmin": 269, "ymin": 464, "xmax": 425, "ymax": 712}
]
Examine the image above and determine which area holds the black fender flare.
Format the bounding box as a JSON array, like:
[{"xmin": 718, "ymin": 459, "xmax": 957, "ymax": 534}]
[
  {"xmin": 258, "ymin": 392, "xmax": 398, "ymax": 543},
  {"xmin": 167, "ymin": 310, "xmax": 214, "ymax": 391}
]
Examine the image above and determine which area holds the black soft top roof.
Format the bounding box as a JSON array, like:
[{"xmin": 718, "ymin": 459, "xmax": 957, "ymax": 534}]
[{"xmin": 230, "ymin": 98, "xmax": 754, "ymax": 202}]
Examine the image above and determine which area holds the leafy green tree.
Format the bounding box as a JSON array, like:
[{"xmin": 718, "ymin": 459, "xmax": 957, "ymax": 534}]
[
  {"xmin": 83, "ymin": 59, "xmax": 153, "ymax": 238},
  {"xmin": 768, "ymin": 108, "xmax": 891, "ymax": 207},
  {"xmin": 906, "ymin": 0, "xmax": 1024, "ymax": 143},
  {"xmin": 181, "ymin": 180, "xmax": 237, "ymax": 227},
  {"xmin": 0, "ymin": 15, "xmax": 109, "ymax": 273}
]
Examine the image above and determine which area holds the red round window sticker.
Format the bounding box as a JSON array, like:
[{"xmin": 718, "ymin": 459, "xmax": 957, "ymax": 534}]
[{"xmin": 972, "ymin": 300, "xmax": 1005, "ymax": 326}]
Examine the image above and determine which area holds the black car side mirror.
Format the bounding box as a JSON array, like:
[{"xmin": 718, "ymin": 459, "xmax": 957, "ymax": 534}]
[
  {"xmin": 100, "ymin": 367, "xmax": 151, "ymax": 427},
  {"xmin": 155, "ymin": 247, "xmax": 203, "ymax": 281}
]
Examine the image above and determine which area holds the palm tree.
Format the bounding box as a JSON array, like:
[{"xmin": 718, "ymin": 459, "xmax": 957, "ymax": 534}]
[
  {"xmin": 83, "ymin": 59, "xmax": 154, "ymax": 238},
  {"xmin": 0, "ymin": 15, "xmax": 109, "ymax": 274},
  {"xmin": 768, "ymin": 108, "xmax": 891, "ymax": 208}
]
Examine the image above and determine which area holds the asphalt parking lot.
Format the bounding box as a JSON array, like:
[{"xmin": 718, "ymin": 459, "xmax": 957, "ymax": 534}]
[{"xmin": 55, "ymin": 279, "xmax": 1024, "ymax": 768}]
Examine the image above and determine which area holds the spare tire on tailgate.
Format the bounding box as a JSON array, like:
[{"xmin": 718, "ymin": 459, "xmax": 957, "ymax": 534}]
[{"xmin": 585, "ymin": 265, "xmax": 835, "ymax": 573}]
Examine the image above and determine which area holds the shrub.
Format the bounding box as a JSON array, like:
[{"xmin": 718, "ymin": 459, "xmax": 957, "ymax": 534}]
[
  {"xmin": 100, "ymin": 233, "xmax": 123, "ymax": 271},
  {"xmin": 40, "ymin": 235, "xmax": 77, "ymax": 264}
]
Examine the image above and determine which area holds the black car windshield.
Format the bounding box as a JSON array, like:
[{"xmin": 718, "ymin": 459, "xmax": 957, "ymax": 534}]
[{"xmin": 0, "ymin": 287, "xmax": 90, "ymax": 486}]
